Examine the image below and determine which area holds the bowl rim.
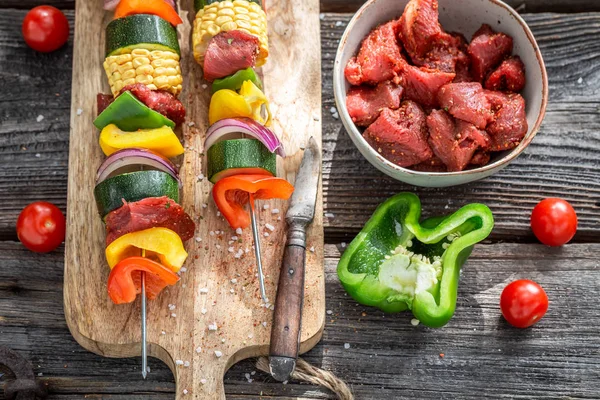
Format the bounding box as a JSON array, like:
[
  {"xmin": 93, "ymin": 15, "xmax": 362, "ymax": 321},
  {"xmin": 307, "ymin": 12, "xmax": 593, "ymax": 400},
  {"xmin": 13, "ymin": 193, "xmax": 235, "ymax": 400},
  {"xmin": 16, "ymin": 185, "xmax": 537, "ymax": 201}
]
[{"xmin": 333, "ymin": 0, "xmax": 549, "ymax": 178}]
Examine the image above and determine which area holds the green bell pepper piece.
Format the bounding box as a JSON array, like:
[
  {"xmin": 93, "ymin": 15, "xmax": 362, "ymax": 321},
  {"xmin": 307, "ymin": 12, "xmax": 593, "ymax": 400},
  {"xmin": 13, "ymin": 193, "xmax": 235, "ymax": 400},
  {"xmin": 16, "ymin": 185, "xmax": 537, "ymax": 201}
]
[
  {"xmin": 211, "ymin": 68, "xmax": 263, "ymax": 95},
  {"xmin": 337, "ymin": 193, "xmax": 494, "ymax": 328},
  {"xmin": 93, "ymin": 91, "xmax": 175, "ymax": 132}
]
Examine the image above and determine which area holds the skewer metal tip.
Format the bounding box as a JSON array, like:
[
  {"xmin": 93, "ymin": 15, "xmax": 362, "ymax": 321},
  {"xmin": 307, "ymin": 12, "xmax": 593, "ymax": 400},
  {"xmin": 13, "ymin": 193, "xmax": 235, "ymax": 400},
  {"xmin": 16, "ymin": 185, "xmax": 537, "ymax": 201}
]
[
  {"xmin": 249, "ymin": 197, "xmax": 269, "ymax": 303},
  {"xmin": 141, "ymin": 271, "xmax": 148, "ymax": 379}
]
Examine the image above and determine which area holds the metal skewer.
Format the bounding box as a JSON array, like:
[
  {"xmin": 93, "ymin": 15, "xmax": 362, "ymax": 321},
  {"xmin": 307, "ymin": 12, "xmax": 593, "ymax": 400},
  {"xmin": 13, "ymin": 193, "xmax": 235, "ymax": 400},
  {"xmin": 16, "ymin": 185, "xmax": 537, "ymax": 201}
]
[
  {"xmin": 141, "ymin": 250, "xmax": 148, "ymax": 379},
  {"xmin": 249, "ymin": 195, "xmax": 268, "ymax": 303}
]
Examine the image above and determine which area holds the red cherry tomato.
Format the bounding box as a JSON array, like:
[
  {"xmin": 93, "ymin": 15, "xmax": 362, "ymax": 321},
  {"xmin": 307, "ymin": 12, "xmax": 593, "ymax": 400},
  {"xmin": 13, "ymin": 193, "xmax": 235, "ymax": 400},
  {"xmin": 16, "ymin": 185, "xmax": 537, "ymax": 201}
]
[
  {"xmin": 530, "ymin": 198, "xmax": 577, "ymax": 246},
  {"xmin": 500, "ymin": 280, "xmax": 548, "ymax": 328},
  {"xmin": 17, "ymin": 201, "xmax": 66, "ymax": 253},
  {"xmin": 22, "ymin": 6, "xmax": 69, "ymax": 53}
]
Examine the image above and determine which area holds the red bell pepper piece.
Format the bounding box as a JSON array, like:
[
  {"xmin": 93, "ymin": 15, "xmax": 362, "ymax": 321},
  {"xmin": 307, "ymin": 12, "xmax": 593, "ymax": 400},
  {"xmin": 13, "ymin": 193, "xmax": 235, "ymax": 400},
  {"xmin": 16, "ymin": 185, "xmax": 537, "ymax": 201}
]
[
  {"xmin": 114, "ymin": 0, "xmax": 183, "ymax": 26},
  {"xmin": 107, "ymin": 256, "xmax": 180, "ymax": 304},
  {"xmin": 212, "ymin": 174, "xmax": 294, "ymax": 229}
]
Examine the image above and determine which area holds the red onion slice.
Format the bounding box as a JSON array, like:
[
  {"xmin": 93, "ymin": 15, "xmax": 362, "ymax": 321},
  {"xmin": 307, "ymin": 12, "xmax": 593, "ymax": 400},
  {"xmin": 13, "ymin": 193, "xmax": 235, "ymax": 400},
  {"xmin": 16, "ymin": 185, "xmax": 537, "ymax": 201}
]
[
  {"xmin": 104, "ymin": 0, "xmax": 121, "ymax": 11},
  {"xmin": 96, "ymin": 148, "xmax": 180, "ymax": 185},
  {"xmin": 205, "ymin": 118, "xmax": 286, "ymax": 157}
]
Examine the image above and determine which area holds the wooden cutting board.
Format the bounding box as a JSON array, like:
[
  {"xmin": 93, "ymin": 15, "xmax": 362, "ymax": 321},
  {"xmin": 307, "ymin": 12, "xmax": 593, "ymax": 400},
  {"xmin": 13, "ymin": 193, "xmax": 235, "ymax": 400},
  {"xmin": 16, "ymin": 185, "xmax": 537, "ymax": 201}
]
[{"xmin": 64, "ymin": 0, "xmax": 324, "ymax": 398}]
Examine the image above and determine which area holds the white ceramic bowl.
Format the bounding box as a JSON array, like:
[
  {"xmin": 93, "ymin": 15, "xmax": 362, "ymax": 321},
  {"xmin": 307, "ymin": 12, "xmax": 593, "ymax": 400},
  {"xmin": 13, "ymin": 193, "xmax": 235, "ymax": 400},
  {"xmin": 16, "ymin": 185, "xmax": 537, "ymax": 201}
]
[{"xmin": 333, "ymin": 0, "xmax": 548, "ymax": 187}]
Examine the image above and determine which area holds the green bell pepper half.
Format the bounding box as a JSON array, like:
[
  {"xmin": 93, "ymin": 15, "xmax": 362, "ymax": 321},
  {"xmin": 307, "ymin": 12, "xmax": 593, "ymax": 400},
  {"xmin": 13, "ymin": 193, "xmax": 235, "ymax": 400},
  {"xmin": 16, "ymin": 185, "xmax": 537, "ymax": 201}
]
[
  {"xmin": 337, "ymin": 193, "xmax": 494, "ymax": 328},
  {"xmin": 93, "ymin": 91, "xmax": 175, "ymax": 132},
  {"xmin": 211, "ymin": 68, "xmax": 263, "ymax": 95}
]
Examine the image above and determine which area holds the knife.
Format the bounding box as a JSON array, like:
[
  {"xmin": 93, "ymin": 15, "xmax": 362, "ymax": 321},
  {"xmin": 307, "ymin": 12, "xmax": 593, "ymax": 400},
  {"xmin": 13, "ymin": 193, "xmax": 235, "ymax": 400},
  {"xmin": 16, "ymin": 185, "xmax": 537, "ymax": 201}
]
[{"xmin": 269, "ymin": 137, "xmax": 321, "ymax": 382}]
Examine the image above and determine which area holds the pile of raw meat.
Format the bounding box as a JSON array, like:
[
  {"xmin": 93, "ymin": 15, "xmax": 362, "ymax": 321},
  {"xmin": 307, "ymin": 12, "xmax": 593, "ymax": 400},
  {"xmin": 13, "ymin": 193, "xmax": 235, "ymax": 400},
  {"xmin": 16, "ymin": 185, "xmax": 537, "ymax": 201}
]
[{"xmin": 344, "ymin": 0, "xmax": 528, "ymax": 172}]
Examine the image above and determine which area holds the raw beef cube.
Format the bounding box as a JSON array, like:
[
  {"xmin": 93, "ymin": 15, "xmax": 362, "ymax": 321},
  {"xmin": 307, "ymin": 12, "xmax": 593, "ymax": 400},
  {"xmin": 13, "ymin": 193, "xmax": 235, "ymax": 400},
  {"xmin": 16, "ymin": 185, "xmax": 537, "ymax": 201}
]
[
  {"xmin": 363, "ymin": 101, "xmax": 433, "ymax": 167},
  {"xmin": 484, "ymin": 56, "xmax": 526, "ymax": 92},
  {"xmin": 485, "ymin": 90, "xmax": 528, "ymax": 151},
  {"xmin": 438, "ymin": 82, "xmax": 494, "ymax": 129},
  {"xmin": 344, "ymin": 20, "xmax": 405, "ymax": 85},
  {"xmin": 346, "ymin": 81, "xmax": 404, "ymax": 126},
  {"xmin": 400, "ymin": 65, "xmax": 455, "ymax": 107},
  {"xmin": 427, "ymin": 109, "xmax": 490, "ymax": 171},
  {"xmin": 399, "ymin": 0, "xmax": 452, "ymax": 62},
  {"xmin": 468, "ymin": 24, "xmax": 513, "ymax": 82}
]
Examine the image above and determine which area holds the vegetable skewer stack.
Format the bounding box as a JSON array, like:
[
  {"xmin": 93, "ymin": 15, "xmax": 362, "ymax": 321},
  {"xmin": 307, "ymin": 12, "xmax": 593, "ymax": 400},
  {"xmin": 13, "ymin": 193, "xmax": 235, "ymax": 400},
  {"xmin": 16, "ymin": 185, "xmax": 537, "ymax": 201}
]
[
  {"xmin": 95, "ymin": 0, "xmax": 195, "ymax": 377},
  {"xmin": 192, "ymin": 0, "xmax": 294, "ymax": 302}
]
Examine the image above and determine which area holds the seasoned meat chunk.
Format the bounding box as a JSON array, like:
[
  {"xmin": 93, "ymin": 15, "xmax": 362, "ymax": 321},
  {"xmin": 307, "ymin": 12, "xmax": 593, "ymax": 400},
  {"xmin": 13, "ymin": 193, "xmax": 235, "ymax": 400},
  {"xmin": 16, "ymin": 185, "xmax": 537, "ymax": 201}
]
[
  {"xmin": 468, "ymin": 24, "xmax": 513, "ymax": 82},
  {"xmin": 120, "ymin": 84, "xmax": 186, "ymax": 126},
  {"xmin": 427, "ymin": 110, "xmax": 490, "ymax": 171},
  {"xmin": 105, "ymin": 197, "xmax": 196, "ymax": 246},
  {"xmin": 399, "ymin": 0, "xmax": 451, "ymax": 62},
  {"xmin": 438, "ymin": 82, "xmax": 494, "ymax": 129},
  {"xmin": 485, "ymin": 90, "xmax": 528, "ymax": 151},
  {"xmin": 344, "ymin": 20, "xmax": 404, "ymax": 85},
  {"xmin": 418, "ymin": 32, "xmax": 470, "ymax": 74},
  {"xmin": 203, "ymin": 30, "xmax": 259, "ymax": 82},
  {"xmin": 363, "ymin": 101, "xmax": 433, "ymax": 167},
  {"xmin": 484, "ymin": 56, "xmax": 526, "ymax": 92},
  {"xmin": 400, "ymin": 65, "xmax": 455, "ymax": 107},
  {"xmin": 346, "ymin": 81, "xmax": 404, "ymax": 126}
]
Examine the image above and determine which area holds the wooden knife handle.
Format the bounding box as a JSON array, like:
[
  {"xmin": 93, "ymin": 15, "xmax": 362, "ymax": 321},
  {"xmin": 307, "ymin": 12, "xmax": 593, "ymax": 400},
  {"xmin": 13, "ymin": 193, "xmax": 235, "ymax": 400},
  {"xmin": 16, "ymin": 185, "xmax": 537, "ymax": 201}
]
[{"xmin": 270, "ymin": 225, "xmax": 307, "ymax": 361}]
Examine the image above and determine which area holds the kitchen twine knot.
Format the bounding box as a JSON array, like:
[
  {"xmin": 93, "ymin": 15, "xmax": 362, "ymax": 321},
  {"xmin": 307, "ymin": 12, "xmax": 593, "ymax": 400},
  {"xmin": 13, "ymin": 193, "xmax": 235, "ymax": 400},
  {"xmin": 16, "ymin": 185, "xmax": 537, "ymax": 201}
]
[{"xmin": 256, "ymin": 357, "xmax": 354, "ymax": 400}]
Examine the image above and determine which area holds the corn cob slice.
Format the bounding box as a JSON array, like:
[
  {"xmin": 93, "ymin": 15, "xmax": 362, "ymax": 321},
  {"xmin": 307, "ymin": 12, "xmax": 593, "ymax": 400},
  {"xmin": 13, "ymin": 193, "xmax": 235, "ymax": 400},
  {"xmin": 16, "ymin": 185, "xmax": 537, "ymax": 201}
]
[
  {"xmin": 103, "ymin": 48, "xmax": 183, "ymax": 97},
  {"xmin": 192, "ymin": 0, "xmax": 268, "ymax": 67}
]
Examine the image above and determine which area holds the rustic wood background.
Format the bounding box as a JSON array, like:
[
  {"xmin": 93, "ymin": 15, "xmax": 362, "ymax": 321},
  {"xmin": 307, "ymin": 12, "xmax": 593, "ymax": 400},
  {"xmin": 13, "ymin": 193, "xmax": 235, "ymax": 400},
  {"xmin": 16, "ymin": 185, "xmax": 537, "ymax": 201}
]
[{"xmin": 1, "ymin": 0, "xmax": 599, "ymax": 399}]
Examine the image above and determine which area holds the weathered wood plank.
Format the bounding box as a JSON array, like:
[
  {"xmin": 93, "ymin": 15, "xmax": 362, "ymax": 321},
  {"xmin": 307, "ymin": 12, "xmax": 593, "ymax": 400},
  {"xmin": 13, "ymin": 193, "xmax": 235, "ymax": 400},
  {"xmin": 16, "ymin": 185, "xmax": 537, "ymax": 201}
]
[
  {"xmin": 2, "ymin": 0, "xmax": 600, "ymax": 13},
  {"xmin": 1, "ymin": 241, "xmax": 600, "ymax": 398},
  {"xmin": 1, "ymin": 10, "xmax": 599, "ymax": 244}
]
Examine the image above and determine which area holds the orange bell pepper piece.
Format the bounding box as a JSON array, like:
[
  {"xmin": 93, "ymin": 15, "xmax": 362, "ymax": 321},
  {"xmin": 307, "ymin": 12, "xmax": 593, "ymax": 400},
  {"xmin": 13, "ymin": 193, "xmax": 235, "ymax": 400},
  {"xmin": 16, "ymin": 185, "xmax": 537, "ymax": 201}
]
[
  {"xmin": 212, "ymin": 174, "xmax": 294, "ymax": 229},
  {"xmin": 107, "ymin": 256, "xmax": 180, "ymax": 304},
  {"xmin": 114, "ymin": 0, "xmax": 183, "ymax": 26}
]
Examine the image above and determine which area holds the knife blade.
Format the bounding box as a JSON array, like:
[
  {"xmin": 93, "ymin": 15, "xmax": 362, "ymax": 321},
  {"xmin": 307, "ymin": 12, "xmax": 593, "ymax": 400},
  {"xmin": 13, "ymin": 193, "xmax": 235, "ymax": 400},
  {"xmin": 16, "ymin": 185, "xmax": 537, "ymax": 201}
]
[{"xmin": 269, "ymin": 137, "xmax": 321, "ymax": 382}]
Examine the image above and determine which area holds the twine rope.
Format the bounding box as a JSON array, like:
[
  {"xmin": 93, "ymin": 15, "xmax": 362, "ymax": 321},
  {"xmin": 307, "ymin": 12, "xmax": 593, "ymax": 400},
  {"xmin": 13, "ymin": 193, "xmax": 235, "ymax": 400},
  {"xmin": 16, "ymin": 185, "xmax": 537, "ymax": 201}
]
[{"xmin": 256, "ymin": 357, "xmax": 354, "ymax": 400}]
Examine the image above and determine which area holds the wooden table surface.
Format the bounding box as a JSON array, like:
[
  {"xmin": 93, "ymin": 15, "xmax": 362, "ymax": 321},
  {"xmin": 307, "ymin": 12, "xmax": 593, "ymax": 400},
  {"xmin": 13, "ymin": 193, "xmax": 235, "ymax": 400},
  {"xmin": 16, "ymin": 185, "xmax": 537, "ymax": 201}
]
[{"xmin": 1, "ymin": 0, "xmax": 599, "ymax": 399}]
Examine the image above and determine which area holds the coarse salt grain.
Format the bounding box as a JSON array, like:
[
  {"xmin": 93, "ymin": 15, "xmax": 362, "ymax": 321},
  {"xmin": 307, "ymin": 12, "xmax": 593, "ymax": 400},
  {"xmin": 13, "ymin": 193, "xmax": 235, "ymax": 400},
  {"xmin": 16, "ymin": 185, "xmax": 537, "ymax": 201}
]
[
  {"xmin": 195, "ymin": 237, "xmax": 202, "ymax": 242},
  {"xmin": 221, "ymin": 338, "xmax": 226, "ymax": 343},
  {"xmin": 325, "ymin": 212, "xmax": 335, "ymax": 219},
  {"xmin": 262, "ymin": 321, "xmax": 267, "ymax": 327},
  {"xmin": 344, "ymin": 343, "xmax": 351, "ymax": 349},
  {"xmin": 230, "ymin": 288, "xmax": 235, "ymax": 294},
  {"xmin": 271, "ymin": 208, "xmax": 279, "ymax": 214},
  {"xmin": 184, "ymin": 361, "xmax": 190, "ymax": 367},
  {"xmin": 228, "ymin": 246, "xmax": 234, "ymax": 253},
  {"xmin": 231, "ymin": 278, "xmax": 237, "ymax": 284},
  {"xmin": 216, "ymin": 244, "xmax": 221, "ymax": 250},
  {"xmin": 248, "ymin": 333, "xmax": 254, "ymax": 339},
  {"xmin": 196, "ymin": 346, "xmax": 202, "ymax": 353},
  {"xmin": 36, "ymin": 115, "xmax": 44, "ymax": 122},
  {"xmin": 171, "ymin": 313, "xmax": 177, "ymax": 318},
  {"xmin": 341, "ymin": 242, "xmax": 347, "ymax": 248},
  {"xmin": 180, "ymin": 267, "xmax": 187, "ymax": 272},
  {"xmin": 265, "ymin": 223, "xmax": 275, "ymax": 232},
  {"xmin": 411, "ymin": 318, "xmax": 420, "ymax": 326},
  {"xmin": 208, "ymin": 322, "xmax": 218, "ymax": 331},
  {"xmin": 183, "ymin": 389, "xmax": 188, "ymax": 395},
  {"xmin": 263, "ymin": 204, "xmax": 270, "ymax": 210},
  {"xmin": 200, "ymin": 379, "xmax": 207, "ymax": 385},
  {"xmin": 200, "ymin": 288, "xmax": 209, "ymax": 294},
  {"xmin": 209, "ymin": 231, "xmax": 215, "ymax": 236},
  {"xmin": 161, "ymin": 331, "xmax": 166, "ymax": 335},
  {"xmin": 326, "ymin": 310, "xmax": 333, "ymax": 315},
  {"xmin": 264, "ymin": 232, "xmax": 270, "ymax": 237},
  {"xmin": 231, "ymin": 236, "xmax": 238, "ymax": 241},
  {"xmin": 197, "ymin": 174, "xmax": 205, "ymax": 181},
  {"xmin": 188, "ymin": 121, "xmax": 195, "ymax": 127},
  {"xmin": 202, "ymin": 203, "xmax": 208, "ymax": 208},
  {"xmin": 310, "ymin": 246, "xmax": 315, "ymax": 253},
  {"xmin": 35, "ymin": 153, "xmax": 41, "ymax": 158},
  {"xmin": 214, "ymin": 351, "xmax": 223, "ymax": 358},
  {"xmin": 168, "ymin": 304, "xmax": 176, "ymax": 311},
  {"xmin": 236, "ymin": 227, "xmax": 243, "ymax": 235},
  {"xmin": 175, "ymin": 360, "xmax": 184, "ymax": 365},
  {"xmin": 217, "ymin": 211, "xmax": 221, "ymax": 217},
  {"xmin": 76, "ymin": 108, "xmax": 83, "ymax": 115},
  {"xmin": 201, "ymin": 308, "xmax": 207, "ymax": 314},
  {"xmin": 202, "ymin": 84, "xmax": 208, "ymax": 89},
  {"xmin": 335, "ymin": 20, "xmax": 344, "ymax": 27}
]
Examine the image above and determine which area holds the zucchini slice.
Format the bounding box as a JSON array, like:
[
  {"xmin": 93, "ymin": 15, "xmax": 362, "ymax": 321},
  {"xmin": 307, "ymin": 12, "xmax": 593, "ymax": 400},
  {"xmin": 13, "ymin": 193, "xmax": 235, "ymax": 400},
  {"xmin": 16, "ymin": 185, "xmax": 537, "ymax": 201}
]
[
  {"xmin": 94, "ymin": 170, "xmax": 179, "ymax": 218},
  {"xmin": 207, "ymin": 138, "xmax": 276, "ymax": 183},
  {"xmin": 106, "ymin": 14, "xmax": 180, "ymax": 57}
]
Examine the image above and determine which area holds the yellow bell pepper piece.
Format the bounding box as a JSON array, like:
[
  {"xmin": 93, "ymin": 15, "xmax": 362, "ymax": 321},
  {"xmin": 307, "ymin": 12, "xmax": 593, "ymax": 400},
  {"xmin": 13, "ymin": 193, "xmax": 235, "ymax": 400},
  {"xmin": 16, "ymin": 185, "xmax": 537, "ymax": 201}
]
[
  {"xmin": 105, "ymin": 227, "xmax": 188, "ymax": 273},
  {"xmin": 208, "ymin": 80, "xmax": 271, "ymax": 126},
  {"xmin": 99, "ymin": 124, "xmax": 185, "ymax": 158}
]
